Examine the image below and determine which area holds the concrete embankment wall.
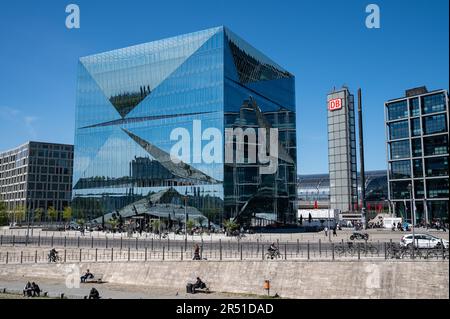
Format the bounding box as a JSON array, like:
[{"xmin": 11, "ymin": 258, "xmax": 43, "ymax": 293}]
[{"xmin": 0, "ymin": 261, "xmax": 448, "ymax": 299}]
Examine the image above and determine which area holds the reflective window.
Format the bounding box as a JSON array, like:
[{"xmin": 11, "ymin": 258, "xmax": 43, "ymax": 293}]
[
  {"xmin": 387, "ymin": 100, "xmax": 408, "ymax": 121},
  {"xmin": 410, "ymin": 118, "xmax": 421, "ymax": 136},
  {"xmin": 410, "ymin": 98, "xmax": 420, "ymax": 117},
  {"xmin": 411, "ymin": 139, "xmax": 422, "ymax": 157},
  {"xmin": 389, "ymin": 121, "xmax": 409, "ymax": 140},
  {"xmin": 413, "ymin": 159, "xmax": 423, "ymax": 178},
  {"xmin": 425, "ymin": 157, "xmax": 449, "ymax": 177},
  {"xmin": 390, "ymin": 181, "xmax": 411, "ymax": 199},
  {"xmin": 414, "ymin": 180, "xmax": 424, "ymax": 199},
  {"xmin": 423, "ymin": 114, "xmax": 447, "ymax": 135},
  {"xmin": 427, "ymin": 179, "xmax": 449, "ymax": 198},
  {"xmin": 424, "ymin": 135, "xmax": 448, "ymax": 156},
  {"xmin": 390, "ymin": 160, "xmax": 411, "ymax": 179},
  {"xmin": 422, "ymin": 93, "xmax": 446, "ymax": 114},
  {"xmin": 390, "ymin": 140, "xmax": 410, "ymax": 159}
]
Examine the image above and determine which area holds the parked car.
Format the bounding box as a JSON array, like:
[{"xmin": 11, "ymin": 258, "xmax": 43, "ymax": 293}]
[{"xmin": 400, "ymin": 234, "xmax": 449, "ymax": 249}]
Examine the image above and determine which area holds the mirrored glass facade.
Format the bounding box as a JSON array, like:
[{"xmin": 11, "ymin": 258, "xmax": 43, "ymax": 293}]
[
  {"xmin": 73, "ymin": 26, "xmax": 297, "ymax": 227},
  {"xmin": 385, "ymin": 88, "xmax": 449, "ymax": 222}
]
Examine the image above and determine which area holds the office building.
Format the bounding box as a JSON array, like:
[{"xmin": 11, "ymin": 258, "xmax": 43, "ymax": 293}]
[
  {"xmin": 0, "ymin": 141, "xmax": 74, "ymax": 221},
  {"xmin": 73, "ymin": 26, "xmax": 297, "ymax": 226},
  {"xmin": 385, "ymin": 86, "xmax": 449, "ymax": 222}
]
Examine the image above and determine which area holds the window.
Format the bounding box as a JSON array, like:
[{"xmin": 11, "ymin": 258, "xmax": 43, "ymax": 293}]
[
  {"xmin": 410, "ymin": 118, "xmax": 421, "ymax": 136},
  {"xmin": 423, "ymin": 114, "xmax": 447, "ymax": 135},
  {"xmin": 390, "ymin": 160, "xmax": 411, "ymax": 179},
  {"xmin": 422, "ymin": 93, "xmax": 446, "ymax": 114},
  {"xmin": 427, "ymin": 179, "xmax": 449, "ymax": 198},
  {"xmin": 387, "ymin": 100, "xmax": 408, "ymax": 120},
  {"xmin": 389, "ymin": 121, "xmax": 409, "ymax": 140},
  {"xmin": 410, "ymin": 98, "xmax": 420, "ymax": 117},
  {"xmin": 414, "ymin": 180, "xmax": 425, "ymax": 199},
  {"xmin": 423, "ymin": 135, "xmax": 449, "ymax": 156},
  {"xmin": 425, "ymin": 157, "xmax": 449, "ymax": 177},
  {"xmin": 413, "ymin": 159, "xmax": 423, "ymax": 178},
  {"xmin": 411, "ymin": 139, "xmax": 422, "ymax": 157},
  {"xmin": 390, "ymin": 140, "xmax": 410, "ymax": 159},
  {"xmin": 390, "ymin": 181, "xmax": 411, "ymax": 199}
]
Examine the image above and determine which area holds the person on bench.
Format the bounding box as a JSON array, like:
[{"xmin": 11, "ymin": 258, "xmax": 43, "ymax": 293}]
[
  {"xmin": 80, "ymin": 269, "xmax": 94, "ymax": 283},
  {"xmin": 23, "ymin": 282, "xmax": 33, "ymax": 297},
  {"xmin": 31, "ymin": 282, "xmax": 41, "ymax": 297},
  {"xmin": 193, "ymin": 277, "xmax": 206, "ymax": 292}
]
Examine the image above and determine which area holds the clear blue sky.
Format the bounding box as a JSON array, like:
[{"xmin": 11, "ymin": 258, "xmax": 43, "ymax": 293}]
[{"xmin": 0, "ymin": 0, "xmax": 448, "ymax": 174}]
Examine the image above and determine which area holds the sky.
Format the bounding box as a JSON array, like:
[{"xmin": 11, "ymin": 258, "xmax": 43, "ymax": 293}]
[{"xmin": 0, "ymin": 0, "xmax": 448, "ymax": 174}]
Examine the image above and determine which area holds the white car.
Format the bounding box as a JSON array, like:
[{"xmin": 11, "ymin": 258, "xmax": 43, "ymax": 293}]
[{"xmin": 400, "ymin": 234, "xmax": 449, "ymax": 249}]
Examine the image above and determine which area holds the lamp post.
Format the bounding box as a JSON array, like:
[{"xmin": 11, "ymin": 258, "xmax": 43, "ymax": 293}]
[
  {"xmin": 407, "ymin": 184, "xmax": 416, "ymax": 249},
  {"xmin": 184, "ymin": 195, "xmax": 188, "ymax": 243}
]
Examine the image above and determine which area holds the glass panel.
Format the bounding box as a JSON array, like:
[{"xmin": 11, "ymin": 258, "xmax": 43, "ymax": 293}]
[
  {"xmin": 389, "ymin": 121, "xmax": 409, "ymax": 140},
  {"xmin": 410, "ymin": 98, "xmax": 420, "ymax": 117},
  {"xmin": 423, "ymin": 135, "xmax": 449, "ymax": 156},
  {"xmin": 423, "ymin": 114, "xmax": 447, "ymax": 135},
  {"xmin": 390, "ymin": 181, "xmax": 412, "ymax": 199},
  {"xmin": 427, "ymin": 179, "xmax": 449, "ymax": 199},
  {"xmin": 425, "ymin": 157, "xmax": 449, "ymax": 177},
  {"xmin": 387, "ymin": 100, "xmax": 408, "ymax": 121},
  {"xmin": 390, "ymin": 160, "xmax": 411, "ymax": 179},
  {"xmin": 410, "ymin": 118, "xmax": 421, "ymax": 136},
  {"xmin": 390, "ymin": 140, "xmax": 410, "ymax": 159},
  {"xmin": 421, "ymin": 93, "xmax": 446, "ymax": 114},
  {"xmin": 414, "ymin": 180, "xmax": 424, "ymax": 199},
  {"xmin": 413, "ymin": 159, "xmax": 423, "ymax": 178},
  {"xmin": 411, "ymin": 138, "xmax": 422, "ymax": 157}
]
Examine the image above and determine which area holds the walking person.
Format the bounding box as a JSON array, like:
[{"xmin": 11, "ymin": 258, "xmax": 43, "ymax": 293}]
[
  {"xmin": 333, "ymin": 227, "xmax": 337, "ymax": 237},
  {"xmin": 324, "ymin": 226, "xmax": 328, "ymax": 237},
  {"xmin": 193, "ymin": 244, "xmax": 201, "ymax": 260}
]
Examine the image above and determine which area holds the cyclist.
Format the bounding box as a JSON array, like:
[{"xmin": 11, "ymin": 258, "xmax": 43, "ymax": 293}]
[{"xmin": 48, "ymin": 248, "xmax": 59, "ymax": 262}]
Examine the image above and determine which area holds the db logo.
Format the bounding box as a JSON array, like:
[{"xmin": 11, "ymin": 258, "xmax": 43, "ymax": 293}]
[{"xmin": 328, "ymin": 98, "xmax": 343, "ymax": 111}]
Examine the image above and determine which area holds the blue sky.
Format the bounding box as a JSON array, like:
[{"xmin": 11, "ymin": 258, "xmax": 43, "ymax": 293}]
[{"xmin": 0, "ymin": 0, "xmax": 448, "ymax": 174}]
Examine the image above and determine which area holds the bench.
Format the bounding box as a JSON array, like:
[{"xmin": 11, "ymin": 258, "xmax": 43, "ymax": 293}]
[{"xmin": 81, "ymin": 273, "xmax": 104, "ymax": 284}]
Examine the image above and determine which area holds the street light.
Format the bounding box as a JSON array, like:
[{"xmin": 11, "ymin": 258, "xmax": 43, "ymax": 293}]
[{"xmin": 407, "ymin": 184, "xmax": 416, "ymax": 250}]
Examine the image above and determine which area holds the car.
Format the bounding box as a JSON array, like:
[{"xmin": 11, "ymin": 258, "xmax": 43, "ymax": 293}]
[{"xmin": 400, "ymin": 234, "xmax": 449, "ymax": 249}]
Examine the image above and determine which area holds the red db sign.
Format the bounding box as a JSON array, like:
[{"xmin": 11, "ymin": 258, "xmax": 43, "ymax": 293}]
[{"xmin": 328, "ymin": 98, "xmax": 342, "ymax": 111}]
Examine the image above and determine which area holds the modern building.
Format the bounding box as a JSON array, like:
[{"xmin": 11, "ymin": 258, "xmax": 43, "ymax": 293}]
[
  {"xmin": 73, "ymin": 26, "xmax": 297, "ymax": 227},
  {"xmin": 385, "ymin": 86, "xmax": 449, "ymax": 223},
  {"xmin": 297, "ymin": 170, "xmax": 388, "ymax": 212},
  {"xmin": 327, "ymin": 87, "xmax": 358, "ymax": 215},
  {"xmin": 0, "ymin": 141, "xmax": 74, "ymax": 222}
]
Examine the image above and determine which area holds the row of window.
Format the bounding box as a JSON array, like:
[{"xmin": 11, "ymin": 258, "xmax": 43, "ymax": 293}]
[
  {"xmin": 389, "ymin": 135, "xmax": 449, "ymax": 160},
  {"xmin": 387, "ymin": 93, "xmax": 447, "ymax": 121},
  {"xmin": 390, "ymin": 178, "xmax": 449, "ymax": 199},
  {"xmin": 390, "ymin": 156, "xmax": 448, "ymax": 179},
  {"xmin": 388, "ymin": 114, "xmax": 448, "ymax": 140}
]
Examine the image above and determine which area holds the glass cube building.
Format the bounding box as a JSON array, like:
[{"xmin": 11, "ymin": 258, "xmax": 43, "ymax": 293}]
[
  {"xmin": 385, "ymin": 87, "xmax": 449, "ymax": 223},
  {"xmin": 73, "ymin": 26, "xmax": 297, "ymax": 227}
]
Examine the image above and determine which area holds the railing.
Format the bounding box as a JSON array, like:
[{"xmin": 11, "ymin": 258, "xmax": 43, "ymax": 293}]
[{"xmin": 0, "ymin": 240, "xmax": 447, "ymax": 265}]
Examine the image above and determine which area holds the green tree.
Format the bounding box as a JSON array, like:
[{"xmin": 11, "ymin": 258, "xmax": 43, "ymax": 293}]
[
  {"xmin": 47, "ymin": 206, "xmax": 58, "ymax": 223},
  {"xmin": 34, "ymin": 208, "xmax": 43, "ymax": 223},
  {"xmin": 223, "ymin": 218, "xmax": 239, "ymax": 233},
  {"xmin": 186, "ymin": 219, "xmax": 195, "ymax": 233},
  {"xmin": 151, "ymin": 219, "xmax": 161, "ymax": 234},
  {"xmin": 63, "ymin": 206, "xmax": 72, "ymax": 223},
  {"xmin": 0, "ymin": 201, "xmax": 7, "ymax": 226},
  {"xmin": 14, "ymin": 205, "xmax": 26, "ymax": 223}
]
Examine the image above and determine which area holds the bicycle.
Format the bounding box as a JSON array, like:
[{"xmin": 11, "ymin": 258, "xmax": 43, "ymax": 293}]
[{"xmin": 265, "ymin": 249, "xmax": 282, "ymax": 260}]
